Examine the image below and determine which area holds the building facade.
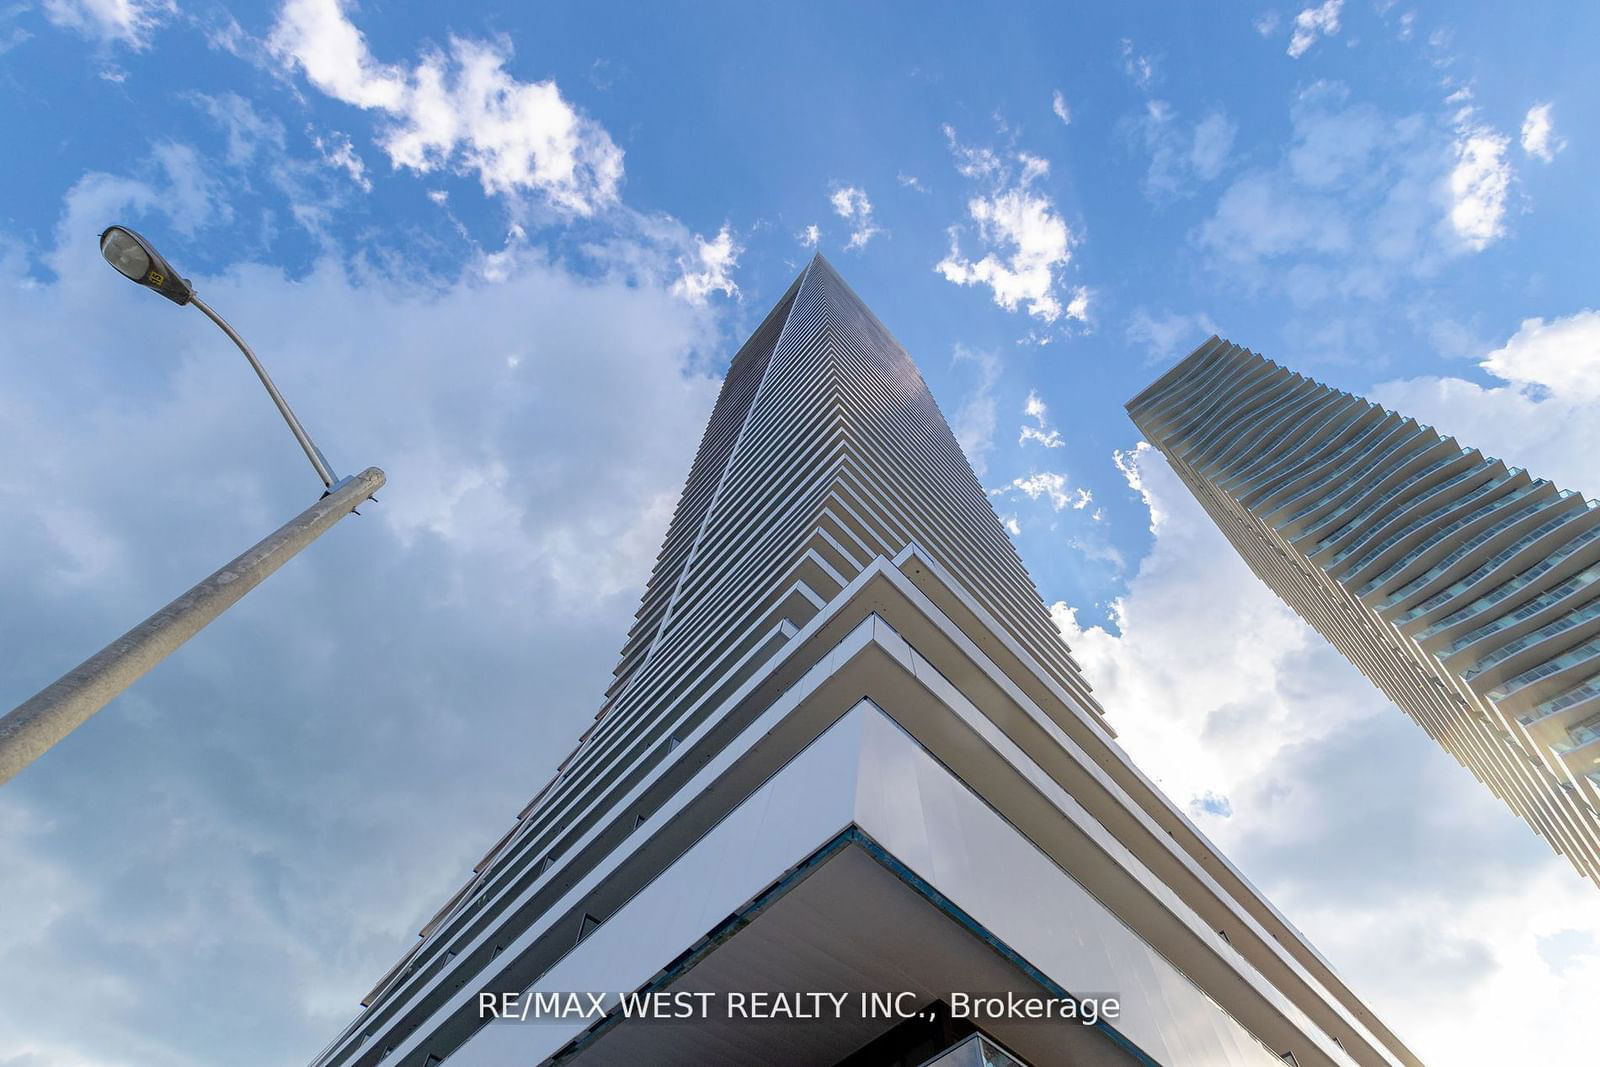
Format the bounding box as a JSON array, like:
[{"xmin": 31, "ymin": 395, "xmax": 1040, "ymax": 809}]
[
  {"xmin": 310, "ymin": 263, "xmax": 1420, "ymax": 1066},
  {"xmin": 1127, "ymin": 337, "xmax": 1600, "ymax": 889}
]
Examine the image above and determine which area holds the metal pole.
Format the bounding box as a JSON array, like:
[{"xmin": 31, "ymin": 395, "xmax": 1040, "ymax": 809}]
[
  {"xmin": 189, "ymin": 295, "xmax": 339, "ymax": 489},
  {"xmin": 0, "ymin": 466, "xmax": 385, "ymax": 786}
]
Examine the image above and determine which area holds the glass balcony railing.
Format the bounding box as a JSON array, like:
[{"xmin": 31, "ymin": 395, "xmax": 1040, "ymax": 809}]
[
  {"xmin": 1447, "ymin": 563, "xmax": 1600, "ymax": 652},
  {"xmin": 919, "ymin": 1034, "xmax": 1028, "ymax": 1067},
  {"xmin": 1256, "ymin": 411, "xmax": 1398, "ymax": 515},
  {"xmin": 1413, "ymin": 518, "xmax": 1600, "ymax": 633},
  {"xmin": 1324, "ymin": 463, "xmax": 1501, "ymax": 561},
  {"xmin": 1359, "ymin": 482, "xmax": 1548, "ymax": 596},
  {"xmin": 1318, "ymin": 452, "xmax": 1478, "ymax": 563},
  {"xmin": 1222, "ymin": 396, "xmax": 1362, "ymax": 496},
  {"xmin": 1186, "ymin": 381, "xmax": 1314, "ymax": 468},
  {"xmin": 1383, "ymin": 493, "xmax": 1577, "ymax": 610},
  {"xmin": 1496, "ymin": 639, "xmax": 1600, "ymax": 703},
  {"xmin": 1554, "ymin": 712, "xmax": 1600, "ymax": 753},
  {"xmin": 1277, "ymin": 431, "xmax": 1431, "ymax": 530},
  {"xmin": 1521, "ymin": 671, "xmax": 1600, "ymax": 725},
  {"xmin": 1464, "ymin": 596, "xmax": 1600, "ymax": 679}
]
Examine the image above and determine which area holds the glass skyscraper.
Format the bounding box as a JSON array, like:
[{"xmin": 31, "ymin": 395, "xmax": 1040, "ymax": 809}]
[
  {"xmin": 1129, "ymin": 337, "xmax": 1600, "ymax": 889},
  {"xmin": 311, "ymin": 264, "xmax": 1419, "ymax": 1067}
]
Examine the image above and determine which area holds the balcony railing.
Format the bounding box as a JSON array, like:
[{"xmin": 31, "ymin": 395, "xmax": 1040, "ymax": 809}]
[{"xmin": 918, "ymin": 1033, "xmax": 1027, "ymax": 1067}]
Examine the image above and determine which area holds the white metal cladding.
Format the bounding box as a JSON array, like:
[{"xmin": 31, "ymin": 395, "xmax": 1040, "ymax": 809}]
[{"xmin": 1128, "ymin": 338, "xmax": 1600, "ymax": 888}]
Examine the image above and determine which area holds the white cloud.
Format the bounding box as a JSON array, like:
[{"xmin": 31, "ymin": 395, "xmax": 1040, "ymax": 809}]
[
  {"xmin": 1023, "ymin": 389, "xmax": 1048, "ymax": 422},
  {"xmin": 1065, "ymin": 285, "xmax": 1090, "ymax": 322},
  {"xmin": 148, "ymin": 142, "xmax": 232, "ymax": 235},
  {"xmin": 42, "ymin": 0, "xmax": 171, "ymax": 49},
  {"xmin": 194, "ymin": 92, "xmax": 288, "ymax": 167},
  {"xmin": 1067, "ymin": 533, "xmax": 1125, "ymax": 570},
  {"xmin": 1287, "ymin": 0, "xmax": 1343, "ymax": 58},
  {"xmin": 798, "ymin": 223, "xmax": 820, "ymax": 248},
  {"xmin": 1120, "ymin": 38, "xmax": 1156, "ymax": 90},
  {"xmin": 1480, "ymin": 310, "xmax": 1600, "ymax": 402},
  {"xmin": 1011, "ymin": 471, "xmax": 1068, "ymax": 508},
  {"xmin": 269, "ymin": 0, "xmax": 623, "ymax": 212},
  {"xmin": 189, "ymin": 93, "xmax": 383, "ymax": 241},
  {"xmin": 1520, "ymin": 102, "xmax": 1565, "ymax": 163},
  {"xmin": 268, "ymin": 0, "xmax": 406, "ymax": 109},
  {"xmin": 0, "ymin": 18, "xmax": 31, "ymax": 56},
  {"xmin": 951, "ymin": 345, "xmax": 1001, "ymax": 476},
  {"xmin": 1002, "ymin": 471, "xmax": 1090, "ymax": 511},
  {"xmin": 897, "ymin": 172, "xmax": 929, "ymax": 193},
  {"xmin": 1051, "ymin": 89, "xmax": 1071, "ymax": 125},
  {"xmin": 1003, "ymin": 515, "xmax": 1022, "ymax": 536},
  {"xmin": 938, "ymin": 189, "xmax": 1070, "ymax": 320},
  {"xmin": 1254, "ymin": 10, "xmax": 1281, "ymax": 37},
  {"xmin": 947, "ymin": 134, "xmax": 1004, "ymax": 180},
  {"xmin": 0, "ymin": 168, "xmax": 725, "ymax": 1065},
  {"xmin": 1018, "ymin": 388, "xmax": 1064, "ymax": 448},
  {"xmin": 1133, "ymin": 101, "xmax": 1237, "ymax": 201},
  {"xmin": 310, "ymin": 130, "xmax": 371, "ymax": 192},
  {"xmin": 1189, "ymin": 111, "xmax": 1237, "ymax": 180},
  {"xmin": 1126, "ymin": 309, "xmax": 1221, "ymax": 364},
  {"xmin": 1447, "ymin": 120, "xmax": 1512, "ymax": 251},
  {"xmin": 1111, "ymin": 444, "xmax": 1164, "ymax": 533},
  {"xmin": 829, "ymin": 185, "xmax": 882, "ymax": 250},
  {"xmin": 937, "ymin": 128, "xmax": 1078, "ymax": 324},
  {"xmin": 1200, "ymin": 168, "xmax": 1346, "ymax": 270},
  {"xmin": 1196, "ymin": 81, "xmax": 1517, "ymax": 300},
  {"xmin": 1055, "ymin": 447, "xmax": 1370, "ymax": 809},
  {"xmin": 1366, "ymin": 316, "xmax": 1600, "ymax": 542},
  {"xmin": 670, "ymin": 224, "xmax": 741, "ymax": 306}
]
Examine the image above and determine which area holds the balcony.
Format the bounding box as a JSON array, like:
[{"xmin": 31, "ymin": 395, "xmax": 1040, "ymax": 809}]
[
  {"xmin": 1556, "ymin": 720, "xmax": 1600, "ymax": 798},
  {"xmin": 918, "ymin": 1033, "xmax": 1028, "ymax": 1067}
]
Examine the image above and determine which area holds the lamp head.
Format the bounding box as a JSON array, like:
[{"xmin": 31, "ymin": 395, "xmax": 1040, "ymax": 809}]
[{"xmin": 99, "ymin": 226, "xmax": 193, "ymax": 305}]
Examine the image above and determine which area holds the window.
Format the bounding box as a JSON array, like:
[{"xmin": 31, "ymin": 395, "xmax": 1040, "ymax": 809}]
[{"xmin": 577, "ymin": 913, "xmax": 602, "ymax": 944}]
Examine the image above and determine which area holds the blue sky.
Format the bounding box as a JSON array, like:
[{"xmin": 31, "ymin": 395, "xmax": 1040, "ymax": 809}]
[{"xmin": 1, "ymin": 1, "xmax": 1598, "ymax": 1064}]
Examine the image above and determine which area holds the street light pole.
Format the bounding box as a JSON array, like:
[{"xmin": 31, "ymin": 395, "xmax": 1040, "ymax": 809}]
[
  {"xmin": 0, "ymin": 468, "xmax": 385, "ymax": 786},
  {"xmin": 0, "ymin": 226, "xmax": 385, "ymax": 785}
]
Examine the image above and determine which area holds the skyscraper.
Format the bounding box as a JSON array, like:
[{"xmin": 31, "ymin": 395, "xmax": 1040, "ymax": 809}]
[
  {"xmin": 1127, "ymin": 337, "xmax": 1600, "ymax": 889},
  {"xmin": 312, "ymin": 262, "xmax": 1419, "ymax": 1066}
]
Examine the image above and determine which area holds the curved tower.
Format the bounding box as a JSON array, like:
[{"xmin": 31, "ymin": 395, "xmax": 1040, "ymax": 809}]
[{"xmin": 1128, "ymin": 337, "xmax": 1600, "ymax": 888}]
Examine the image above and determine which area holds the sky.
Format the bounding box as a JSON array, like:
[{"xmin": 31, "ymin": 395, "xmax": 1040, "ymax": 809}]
[{"xmin": 0, "ymin": 1, "xmax": 1597, "ymax": 1064}]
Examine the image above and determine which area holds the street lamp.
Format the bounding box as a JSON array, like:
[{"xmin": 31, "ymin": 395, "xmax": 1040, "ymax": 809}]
[
  {"xmin": 99, "ymin": 225, "xmax": 194, "ymax": 305},
  {"xmin": 0, "ymin": 227, "xmax": 387, "ymax": 786},
  {"xmin": 99, "ymin": 225, "xmax": 338, "ymax": 490}
]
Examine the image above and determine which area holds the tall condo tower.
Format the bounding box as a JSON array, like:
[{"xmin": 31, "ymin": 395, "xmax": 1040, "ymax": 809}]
[
  {"xmin": 1127, "ymin": 338, "xmax": 1600, "ymax": 889},
  {"xmin": 312, "ymin": 262, "xmax": 1419, "ymax": 1067}
]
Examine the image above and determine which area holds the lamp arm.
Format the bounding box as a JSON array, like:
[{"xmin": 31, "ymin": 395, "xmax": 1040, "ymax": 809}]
[{"xmin": 189, "ymin": 295, "xmax": 338, "ymax": 489}]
